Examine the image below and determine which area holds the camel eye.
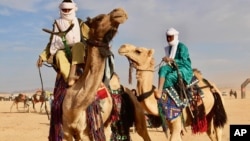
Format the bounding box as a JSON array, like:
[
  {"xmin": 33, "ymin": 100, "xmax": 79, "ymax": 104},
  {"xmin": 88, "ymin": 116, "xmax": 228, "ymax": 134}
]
[{"xmin": 135, "ymin": 50, "xmax": 141, "ymax": 54}]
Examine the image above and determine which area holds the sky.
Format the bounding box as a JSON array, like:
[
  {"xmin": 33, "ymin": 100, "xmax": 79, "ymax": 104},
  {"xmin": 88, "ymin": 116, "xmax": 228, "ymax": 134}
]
[{"xmin": 1, "ymin": 0, "xmax": 250, "ymax": 93}]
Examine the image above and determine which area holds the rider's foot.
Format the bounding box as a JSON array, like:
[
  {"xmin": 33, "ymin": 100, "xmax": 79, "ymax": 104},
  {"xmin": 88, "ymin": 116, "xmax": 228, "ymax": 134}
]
[
  {"xmin": 68, "ymin": 76, "xmax": 79, "ymax": 86},
  {"xmin": 68, "ymin": 64, "xmax": 77, "ymax": 86}
]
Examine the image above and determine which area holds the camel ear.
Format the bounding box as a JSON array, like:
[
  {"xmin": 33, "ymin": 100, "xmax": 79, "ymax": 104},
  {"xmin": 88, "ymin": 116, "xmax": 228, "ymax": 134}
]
[
  {"xmin": 148, "ymin": 49, "xmax": 155, "ymax": 57},
  {"xmin": 149, "ymin": 58, "xmax": 155, "ymax": 68}
]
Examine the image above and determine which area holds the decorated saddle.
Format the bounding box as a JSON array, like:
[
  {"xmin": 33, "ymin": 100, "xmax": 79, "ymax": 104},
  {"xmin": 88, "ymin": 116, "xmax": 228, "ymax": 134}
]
[
  {"xmin": 158, "ymin": 75, "xmax": 208, "ymax": 134},
  {"xmin": 158, "ymin": 75, "xmax": 204, "ymax": 120}
]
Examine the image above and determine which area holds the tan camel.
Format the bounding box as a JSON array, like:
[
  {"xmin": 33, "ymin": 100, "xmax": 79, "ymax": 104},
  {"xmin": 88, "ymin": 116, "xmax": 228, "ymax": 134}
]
[
  {"xmin": 30, "ymin": 90, "xmax": 51, "ymax": 113},
  {"xmin": 62, "ymin": 8, "xmax": 129, "ymax": 141},
  {"xmin": 118, "ymin": 44, "xmax": 227, "ymax": 141},
  {"xmin": 10, "ymin": 93, "xmax": 30, "ymax": 112}
]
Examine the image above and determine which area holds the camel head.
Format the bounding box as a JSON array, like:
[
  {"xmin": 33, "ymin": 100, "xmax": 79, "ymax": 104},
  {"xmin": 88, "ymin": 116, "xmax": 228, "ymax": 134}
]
[
  {"xmin": 85, "ymin": 8, "xmax": 128, "ymax": 44},
  {"xmin": 118, "ymin": 44, "xmax": 155, "ymax": 71}
]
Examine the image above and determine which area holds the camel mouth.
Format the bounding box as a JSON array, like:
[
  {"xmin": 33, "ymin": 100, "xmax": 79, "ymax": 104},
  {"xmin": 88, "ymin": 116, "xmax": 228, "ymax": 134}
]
[
  {"xmin": 113, "ymin": 15, "xmax": 128, "ymax": 24},
  {"xmin": 126, "ymin": 57, "xmax": 139, "ymax": 67},
  {"xmin": 110, "ymin": 8, "xmax": 128, "ymax": 24}
]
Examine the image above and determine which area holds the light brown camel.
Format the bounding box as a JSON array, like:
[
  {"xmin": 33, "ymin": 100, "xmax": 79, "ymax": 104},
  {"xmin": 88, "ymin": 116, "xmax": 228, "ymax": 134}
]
[
  {"xmin": 62, "ymin": 8, "xmax": 129, "ymax": 141},
  {"xmin": 10, "ymin": 93, "xmax": 30, "ymax": 112},
  {"xmin": 118, "ymin": 44, "xmax": 227, "ymax": 141},
  {"xmin": 30, "ymin": 90, "xmax": 51, "ymax": 113}
]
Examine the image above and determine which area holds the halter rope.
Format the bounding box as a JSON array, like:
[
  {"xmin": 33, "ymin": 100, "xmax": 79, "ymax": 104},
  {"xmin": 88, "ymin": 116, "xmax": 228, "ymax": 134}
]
[{"xmin": 38, "ymin": 67, "xmax": 50, "ymax": 120}]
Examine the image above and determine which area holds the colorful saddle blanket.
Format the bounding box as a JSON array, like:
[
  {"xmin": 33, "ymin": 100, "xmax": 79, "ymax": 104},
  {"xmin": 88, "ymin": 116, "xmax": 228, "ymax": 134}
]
[
  {"xmin": 159, "ymin": 95, "xmax": 182, "ymax": 121},
  {"xmin": 159, "ymin": 75, "xmax": 203, "ymax": 121}
]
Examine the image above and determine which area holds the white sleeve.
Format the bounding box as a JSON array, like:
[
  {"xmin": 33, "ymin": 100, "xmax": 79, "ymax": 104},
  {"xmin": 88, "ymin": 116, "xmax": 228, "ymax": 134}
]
[{"xmin": 49, "ymin": 24, "xmax": 64, "ymax": 55}]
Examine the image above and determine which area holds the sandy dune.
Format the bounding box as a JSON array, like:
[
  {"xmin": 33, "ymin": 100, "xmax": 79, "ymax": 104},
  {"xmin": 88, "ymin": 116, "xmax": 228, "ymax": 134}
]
[{"xmin": 0, "ymin": 95, "xmax": 249, "ymax": 141}]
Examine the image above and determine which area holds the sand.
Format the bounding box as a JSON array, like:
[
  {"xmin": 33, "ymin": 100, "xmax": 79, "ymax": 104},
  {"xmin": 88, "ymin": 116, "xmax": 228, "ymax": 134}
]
[{"xmin": 0, "ymin": 95, "xmax": 249, "ymax": 141}]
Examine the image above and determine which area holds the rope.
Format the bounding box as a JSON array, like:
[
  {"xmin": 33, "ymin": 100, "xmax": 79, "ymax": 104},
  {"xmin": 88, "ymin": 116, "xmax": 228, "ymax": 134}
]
[
  {"xmin": 154, "ymin": 60, "xmax": 164, "ymax": 70},
  {"xmin": 38, "ymin": 67, "xmax": 50, "ymax": 120}
]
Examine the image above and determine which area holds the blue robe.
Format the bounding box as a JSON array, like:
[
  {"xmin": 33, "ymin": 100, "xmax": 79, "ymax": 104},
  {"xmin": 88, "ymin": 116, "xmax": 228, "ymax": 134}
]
[{"xmin": 158, "ymin": 42, "xmax": 193, "ymax": 88}]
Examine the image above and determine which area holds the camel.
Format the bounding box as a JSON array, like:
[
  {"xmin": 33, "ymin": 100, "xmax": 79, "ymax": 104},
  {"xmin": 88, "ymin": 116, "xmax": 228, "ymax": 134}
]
[
  {"xmin": 30, "ymin": 90, "xmax": 51, "ymax": 113},
  {"xmin": 46, "ymin": 8, "xmax": 151, "ymax": 141},
  {"xmin": 10, "ymin": 93, "xmax": 30, "ymax": 112},
  {"xmin": 118, "ymin": 44, "xmax": 228, "ymax": 141},
  {"xmin": 62, "ymin": 8, "xmax": 128, "ymax": 141},
  {"xmin": 43, "ymin": 8, "xmax": 129, "ymax": 141}
]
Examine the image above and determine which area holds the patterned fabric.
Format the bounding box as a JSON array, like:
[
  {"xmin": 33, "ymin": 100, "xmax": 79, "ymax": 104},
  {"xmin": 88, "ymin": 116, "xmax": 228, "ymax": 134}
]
[
  {"xmin": 97, "ymin": 86, "xmax": 108, "ymax": 100},
  {"xmin": 49, "ymin": 77, "xmax": 67, "ymax": 141},
  {"xmin": 158, "ymin": 83, "xmax": 207, "ymax": 134},
  {"xmin": 87, "ymin": 99, "xmax": 106, "ymax": 141},
  {"xmin": 164, "ymin": 87, "xmax": 184, "ymax": 108},
  {"xmin": 190, "ymin": 89, "xmax": 207, "ymax": 134},
  {"xmin": 110, "ymin": 88, "xmax": 131, "ymax": 141},
  {"xmin": 160, "ymin": 93, "xmax": 182, "ymax": 121}
]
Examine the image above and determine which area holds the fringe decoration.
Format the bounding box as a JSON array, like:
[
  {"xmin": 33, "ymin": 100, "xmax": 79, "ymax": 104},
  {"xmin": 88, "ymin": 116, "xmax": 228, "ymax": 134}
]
[
  {"xmin": 191, "ymin": 116, "xmax": 207, "ymax": 134},
  {"xmin": 157, "ymin": 99, "xmax": 168, "ymax": 138},
  {"xmin": 128, "ymin": 59, "xmax": 133, "ymax": 85},
  {"xmin": 190, "ymin": 93, "xmax": 207, "ymax": 134},
  {"xmin": 49, "ymin": 77, "xmax": 67, "ymax": 141},
  {"xmin": 111, "ymin": 94, "xmax": 122, "ymax": 122},
  {"xmin": 87, "ymin": 99, "xmax": 106, "ymax": 141},
  {"xmin": 110, "ymin": 89, "xmax": 131, "ymax": 141}
]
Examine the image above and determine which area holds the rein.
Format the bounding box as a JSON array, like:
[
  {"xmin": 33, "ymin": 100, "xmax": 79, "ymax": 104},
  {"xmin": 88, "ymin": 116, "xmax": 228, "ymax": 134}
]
[
  {"xmin": 137, "ymin": 85, "xmax": 156, "ymax": 102},
  {"xmin": 86, "ymin": 39, "xmax": 110, "ymax": 49},
  {"xmin": 38, "ymin": 67, "xmax": 50, "ymax": 120},
  {"xmin": 199, "ymin": 78, "xmax": 215, "ymax": 91}
]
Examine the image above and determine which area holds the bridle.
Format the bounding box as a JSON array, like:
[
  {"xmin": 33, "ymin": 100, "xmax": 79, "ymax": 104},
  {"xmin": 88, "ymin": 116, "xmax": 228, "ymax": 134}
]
[
  {"xmin": 137, "ymin": 85, "xmax": 156, "ymax": 102},
  {"xmin": 127, "ymin": 59, "xmax": 163, "ymax": 101}
]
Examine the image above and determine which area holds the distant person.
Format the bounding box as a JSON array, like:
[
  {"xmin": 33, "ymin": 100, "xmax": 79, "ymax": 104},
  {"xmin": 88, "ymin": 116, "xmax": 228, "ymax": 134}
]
[
  {"xmin": 229, "ymin": 89, "xmax": 233, "ymax": 96},
  {"xmin": 156, "ymin": 27, "xmax": 193, "ymax": 107}
]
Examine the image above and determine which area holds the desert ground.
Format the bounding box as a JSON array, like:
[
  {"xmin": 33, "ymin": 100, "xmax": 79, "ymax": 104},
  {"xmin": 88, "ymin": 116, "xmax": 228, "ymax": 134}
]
[{"xmin": 0, "ymin": 92, "xmax": 249, "ymax": 141}]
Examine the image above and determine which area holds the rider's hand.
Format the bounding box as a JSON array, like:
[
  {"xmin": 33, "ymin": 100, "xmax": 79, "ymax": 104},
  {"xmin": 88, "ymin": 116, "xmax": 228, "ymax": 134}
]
[
  {"xmin": 155, "ymin": 89, "xmax": 162, "ymax": 99},
  {"xmin": 162, "ymin": 57, "xmax": 173, "ymax": 63},
  {"xmin": 37, "ymin": 57, "xmax": 43, "ymax": 67}
]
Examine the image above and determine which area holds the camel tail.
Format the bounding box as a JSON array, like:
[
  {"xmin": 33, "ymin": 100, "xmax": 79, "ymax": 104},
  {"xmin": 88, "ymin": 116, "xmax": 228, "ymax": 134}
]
[{"xmin": 212, "ymin": 92, "xmax": 227, "ymax": 128}]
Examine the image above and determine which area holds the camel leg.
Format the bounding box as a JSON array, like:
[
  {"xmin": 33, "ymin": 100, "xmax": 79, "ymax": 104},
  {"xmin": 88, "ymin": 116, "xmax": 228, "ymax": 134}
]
[
  {"xmin": 104, "ymin": 123, "xmax": 112, "ymax": 141},
  {"xmin": 215, "ymin": 127, "xmax": 223, "ymax": 141},
  {"xmin": 10, "ymin": 102, "xmax": 16, "ymax": 112},
  {"xmin": 169, "ymin": 116, "xmax": 182, "ymax": 141},
  {"xmin": 135, "ymin": 116, "xmax": 151, "ymax": 141},
  {"xmin": 16, "ymin": 103, "xmax": 19, "ymax": 111},
  {"xmin": 62, "ymin": 127, "xmax": 74, "ymax": 141},
  {"xmin": 136, "ymin": 126, "xmax": 151, "ymax": 141},
  {"xmin": 68, "ymin": 64, "xmax": 77, "ymax": 86},
  {"xmin": 40, "ymin": 102, "xmax": 44, "ymax": 113},
  {"xmin": 33, "ymin": 101, "xmax": 37, "ymax": 112},
  {"xmin": 26, "ymin": 103, "xmax": 30, "ymax": 113},
  {"xmin": 63, "ymin": 112, "xmax": 89, "ymax": 141},
  {"xmin": 206, "ymin": 118, "xmax": 223, "ymax": 141}
]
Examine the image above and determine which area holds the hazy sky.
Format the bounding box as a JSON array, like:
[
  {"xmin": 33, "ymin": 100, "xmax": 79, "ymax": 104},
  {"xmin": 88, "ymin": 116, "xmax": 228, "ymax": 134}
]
[{"xmin": 1, "ymin": 0, "xmax": 250, "ymax": 92}]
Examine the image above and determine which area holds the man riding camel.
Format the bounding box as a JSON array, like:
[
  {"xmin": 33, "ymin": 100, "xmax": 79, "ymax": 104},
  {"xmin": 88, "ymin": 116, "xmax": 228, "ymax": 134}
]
[
  {"xmin": 156, "ymin": 27, "xmax": 193, "ymax": 107},
  {"xmin": 36, "ymin": 0, "xmax": 89, "ymax": 86}
]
